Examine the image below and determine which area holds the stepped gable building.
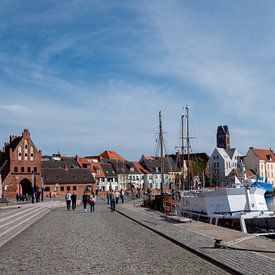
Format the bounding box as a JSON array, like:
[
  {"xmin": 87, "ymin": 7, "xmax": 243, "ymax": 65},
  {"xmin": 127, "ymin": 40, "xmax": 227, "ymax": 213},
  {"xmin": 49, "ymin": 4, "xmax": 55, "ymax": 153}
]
[
  {"xmin": 217, "ymin": 125, "xmax": 230, "ymax": 150},
  {"xmin": 41, "ymin": 156, "xmax": 96, "ymax": 197},
  {"xmin": 0, "ymin": 129, "xmax": 42, "ymax": 199}
]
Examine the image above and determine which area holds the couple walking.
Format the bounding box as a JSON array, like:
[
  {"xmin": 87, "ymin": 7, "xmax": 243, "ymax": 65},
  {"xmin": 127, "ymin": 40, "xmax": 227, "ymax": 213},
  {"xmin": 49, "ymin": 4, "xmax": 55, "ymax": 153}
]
[
  {"xmin": 65, "ymin": 192, "xmax": 77, "ymax": 210},
  {"xmin": 82, "ymin": 191, "xmax": 96, "ymax": 212}
]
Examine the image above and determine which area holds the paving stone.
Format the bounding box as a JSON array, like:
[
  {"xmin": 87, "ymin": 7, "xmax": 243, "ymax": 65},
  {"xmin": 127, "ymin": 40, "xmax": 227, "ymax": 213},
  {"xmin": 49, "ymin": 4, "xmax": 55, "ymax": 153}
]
[{"xmin": 0, "ymin": 200, "xmax": 224, "ymax": 275}]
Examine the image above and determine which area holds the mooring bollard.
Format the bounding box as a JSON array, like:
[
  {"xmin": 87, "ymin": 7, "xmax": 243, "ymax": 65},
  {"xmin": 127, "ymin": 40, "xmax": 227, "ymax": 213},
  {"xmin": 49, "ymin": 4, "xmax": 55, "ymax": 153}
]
[{"xmin": 214, "ymin": 238, "xmax": 224, "ymax": 248}]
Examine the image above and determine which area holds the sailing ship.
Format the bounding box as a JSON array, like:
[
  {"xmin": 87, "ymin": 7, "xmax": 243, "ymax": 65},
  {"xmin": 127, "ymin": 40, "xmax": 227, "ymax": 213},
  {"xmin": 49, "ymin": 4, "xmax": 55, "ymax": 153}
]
[{"xmin": 172, "ymin": 107, "xmax": 275, "ymax": 237}]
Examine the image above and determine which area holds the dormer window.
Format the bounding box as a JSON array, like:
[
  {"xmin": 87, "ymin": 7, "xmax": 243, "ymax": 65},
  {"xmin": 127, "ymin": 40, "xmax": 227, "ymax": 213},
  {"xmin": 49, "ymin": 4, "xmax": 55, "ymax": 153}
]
[
  {"xmin": 268, "ymin": 155, "xmax": 272, "ymax": 161},
  {"xmin": 130, "ymin": 167, "xmax": 135, "ymax": 172}
]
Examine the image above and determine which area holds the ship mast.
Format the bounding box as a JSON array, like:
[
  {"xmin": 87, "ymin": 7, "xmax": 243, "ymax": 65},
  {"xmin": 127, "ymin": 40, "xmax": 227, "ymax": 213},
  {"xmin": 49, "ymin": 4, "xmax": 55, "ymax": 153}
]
[
  {"xmin": 186, "ymin": 105, "xmax": 191, "ymax": 190},
  {"xmin": 181, "ymin": 114, "xmax": 185, "ymax": 190},
  {"xmin": 159, "ymin": 111, "xmax": 165, "ymax": 197}
]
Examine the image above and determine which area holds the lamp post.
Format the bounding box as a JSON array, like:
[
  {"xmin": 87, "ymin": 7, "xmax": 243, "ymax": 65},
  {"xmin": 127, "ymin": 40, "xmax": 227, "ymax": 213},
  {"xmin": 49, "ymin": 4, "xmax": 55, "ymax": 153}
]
[
  {"xmin": 41, "ymin": 176, "xmax": 44, "ymax": 202},
  {"xmin": 31, "ymin": 170, "xmax": 35, "ymax": 203}
]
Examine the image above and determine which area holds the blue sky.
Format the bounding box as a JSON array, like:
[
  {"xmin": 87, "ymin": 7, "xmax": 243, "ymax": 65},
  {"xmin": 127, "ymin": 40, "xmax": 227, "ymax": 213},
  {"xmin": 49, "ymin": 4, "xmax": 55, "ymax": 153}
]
[{"xmin": 1, "ymin": 0, "xmax": 275, "ymax": 160}]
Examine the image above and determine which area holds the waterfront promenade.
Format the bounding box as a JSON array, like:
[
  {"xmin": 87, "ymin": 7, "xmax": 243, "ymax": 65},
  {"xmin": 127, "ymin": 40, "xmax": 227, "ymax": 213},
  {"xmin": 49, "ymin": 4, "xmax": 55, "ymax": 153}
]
[
  {"xmin": 0, "ymin": 199, "xmax": 224, "ymax": 275},
  {"xmin": 0, "ymin": 198, "xmax": 275, "ymax": 274}
]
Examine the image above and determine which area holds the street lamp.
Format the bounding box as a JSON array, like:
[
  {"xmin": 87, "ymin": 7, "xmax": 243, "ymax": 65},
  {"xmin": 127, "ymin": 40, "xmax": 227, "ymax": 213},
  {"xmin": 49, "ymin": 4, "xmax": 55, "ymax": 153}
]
[
  {"xmin": 41, "ymin": 176, "xmax": 44, "ymax": 202},
  {"xmin": 31, "ymin": 170, "xmax": 35, "ymax": 203}
]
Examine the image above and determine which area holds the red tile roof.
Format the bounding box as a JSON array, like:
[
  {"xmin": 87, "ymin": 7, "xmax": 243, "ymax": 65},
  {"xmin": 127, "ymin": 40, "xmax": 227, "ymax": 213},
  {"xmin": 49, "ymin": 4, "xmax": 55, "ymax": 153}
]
[
  {"xmin": 251, "ymin": 148, "xmax": 275, "ymax": 162},
  {"xmin": 133, "ymin": 162, "xmax": 150, "ymax": 174},
  {"xmin": 99, "ymin": 150, "xmax": 125, "ymax": 161}
]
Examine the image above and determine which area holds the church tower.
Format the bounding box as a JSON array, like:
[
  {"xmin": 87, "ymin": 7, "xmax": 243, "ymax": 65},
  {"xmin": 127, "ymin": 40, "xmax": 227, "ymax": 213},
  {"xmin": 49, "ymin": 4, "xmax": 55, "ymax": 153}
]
[{"xmin": 216, "ymin": 125, "xmax": 230, "ymax": 149}]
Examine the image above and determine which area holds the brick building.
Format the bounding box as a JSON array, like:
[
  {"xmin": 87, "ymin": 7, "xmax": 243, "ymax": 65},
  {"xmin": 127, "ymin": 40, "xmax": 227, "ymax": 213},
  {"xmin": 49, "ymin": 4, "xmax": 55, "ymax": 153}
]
[
  {"xmin": 0, "ymin": 129, "xmax": 42, "ymax": 199},
  {"xmin": 41, "ymin": 158, "xmax": 96, "ymax": 198}
]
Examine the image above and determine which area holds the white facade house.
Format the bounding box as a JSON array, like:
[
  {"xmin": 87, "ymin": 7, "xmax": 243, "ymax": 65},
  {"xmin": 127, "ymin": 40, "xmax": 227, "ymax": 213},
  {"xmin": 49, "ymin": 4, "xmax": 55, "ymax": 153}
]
[
  {"xmin": 208, "ymin": 148, "xmax": 240, "ymax": 186},
  {"xmin": 244, "ymin": 148, "xmax": 275, "ymax": 187}
]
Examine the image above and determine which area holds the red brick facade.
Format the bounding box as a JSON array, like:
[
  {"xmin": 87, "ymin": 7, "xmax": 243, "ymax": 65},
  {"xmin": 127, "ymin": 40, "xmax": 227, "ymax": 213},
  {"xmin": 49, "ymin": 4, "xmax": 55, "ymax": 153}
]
[{"xmin": 0, "ymin": 129, "xmax": 42, "ymax": 199}]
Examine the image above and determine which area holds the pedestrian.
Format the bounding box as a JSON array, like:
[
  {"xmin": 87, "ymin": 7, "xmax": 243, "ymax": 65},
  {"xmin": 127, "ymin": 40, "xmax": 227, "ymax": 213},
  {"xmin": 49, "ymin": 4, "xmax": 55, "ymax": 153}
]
[
  {"xmin": 16, "ymin": 193, "xmax": 19, "ymax": 202},
  {"xmin": 120, "ymin": 189, "xmax": 124, "ymax": 203},
  {"xmin": 115, "ymin": 190, "xmax": 120, "ymax": 204},
  {"xmin": 82, "ymin": 191, "xmax": 89, "ymax": 212},
  {"xmin": 71, "ymin": 192, "xmax": 77, "ymax": 210},
  {"xmin": 110, "ymin": 190, "xmax": 116, "ymax": 212},
  {"xmin": 106, "ymin": 190, "xmax": 110, "ymax": 205},
  {"xmin": 65, "ymin": 191, "xmax": 72, "ymax": 210},
  {"xmin": 89, "ymin": 192, "xmax": 96, "ymax": 213}
]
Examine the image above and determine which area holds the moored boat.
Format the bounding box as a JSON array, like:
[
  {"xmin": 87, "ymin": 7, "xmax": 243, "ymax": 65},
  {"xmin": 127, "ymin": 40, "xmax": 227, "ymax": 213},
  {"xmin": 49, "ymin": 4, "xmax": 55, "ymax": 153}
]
[{"xmin": 179, "ymin": 187, "xmax": 275, "ymax": 237}]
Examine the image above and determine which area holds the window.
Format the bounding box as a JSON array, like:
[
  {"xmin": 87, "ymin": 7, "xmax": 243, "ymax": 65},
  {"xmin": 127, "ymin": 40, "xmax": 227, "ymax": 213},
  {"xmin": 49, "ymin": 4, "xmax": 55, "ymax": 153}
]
[
  {"xmin": 67, "ymin": 186, "xmax": 71, "ymax": 191},
  {"xmin": 96, "ymin": 169, "xmax": 100, "ymax": 175},
  {"xmin": 44, "ymin": 187, "xmax": 50, "ymax": 192},
  {"xmin": 24, "ymin": 140, "xmax": 28, "ymax": 160},
  {"xmin": 18, "ymin": 146, "xmax": 22, "ymax": 161},
  {"xmin": 14, "ymin": 166, "xmax": 18, "ymax": 173},
  {"xmin": 30, "ymin": 147, "xmax": 34, "ymax": 161},
  {"xmin": 130, "ymin": 167, "xmax": 135, "ymax": 172},
  {"xmin": 60, "ymin": 186, "xmax": 64, "ymax": 191},
  {"xmin": 27, "ymin": 167, "xmax": 31, "ymax": 173},
  {"xmin": 34, "ymin": 167, "xmax": 37, "ymax": 173},
  {"xmin": 21, "ymin": 167, "xmax": 24, "ymax": 173},
  {"xmin": 73, "ymin": 186, "xmax": 77, "ymax": 191}
]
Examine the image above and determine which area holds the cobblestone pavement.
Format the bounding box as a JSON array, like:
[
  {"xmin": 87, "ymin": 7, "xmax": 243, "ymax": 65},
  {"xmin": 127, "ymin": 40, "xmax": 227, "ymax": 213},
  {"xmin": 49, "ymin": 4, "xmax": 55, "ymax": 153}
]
[{"xmin": 0, "ymin": 200, "xmax": 226, "ymax": 275}]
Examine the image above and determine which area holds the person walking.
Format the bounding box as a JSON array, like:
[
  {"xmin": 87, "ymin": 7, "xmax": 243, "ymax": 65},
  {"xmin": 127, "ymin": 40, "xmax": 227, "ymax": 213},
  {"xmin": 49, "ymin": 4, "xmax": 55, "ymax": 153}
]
[
  {"xmin": 115, "ymin": 190, "xmax": 120, "ymax": 204},
  {"xmin": 71, "ymin": 192, "xmax": 77, "ymax": 210},
  {"xmin": 65, "ymin": 192, "xmax": 72, "ymax": 210},
  {"xmin": 120, "ymin": 189, "xmax": 124, "ymax": 203},
  {"xmin": 110, "ymin": 190, "xmax": 116, "ymax": 212},
  {"xmin": 82, "ymin": 191, "xmax": 89, "ymax": 212},
  {"xmin": 89, "ymin": 192, "xmax": 96, "ymax": 213},
  {"xmin": 106, "ymin": 190, "xmax": 110, "ymax": 205}
]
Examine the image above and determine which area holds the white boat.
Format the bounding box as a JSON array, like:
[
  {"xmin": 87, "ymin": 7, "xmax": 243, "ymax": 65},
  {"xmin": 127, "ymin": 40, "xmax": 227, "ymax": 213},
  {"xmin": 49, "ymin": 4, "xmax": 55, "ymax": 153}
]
[{"xmin": 179, "ymin": 187, "xmax": 275, "ymax": 237}]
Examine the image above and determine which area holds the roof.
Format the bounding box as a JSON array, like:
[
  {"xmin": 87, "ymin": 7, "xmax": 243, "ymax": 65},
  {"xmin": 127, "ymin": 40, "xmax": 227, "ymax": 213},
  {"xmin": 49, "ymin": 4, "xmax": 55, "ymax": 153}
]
[
  {"xmin": 42, "ymin": 159, "xmax": 80, "ymax": 169},
  {"xmin": 251, "ymin": 148, "xmax": 275, "ymax": 162},
  {"xmin": 133, "ymin": 162, "xmax": 150, "ymax": 174},
  {"xmin": 99, "ymin": 150, "xmax": 125, "ymax": 161},
  {"xmin": 225, "ymin": 148, "xmax": 237, "ymax": 159},
  {"xmin": 89, "ymin": 162, "xmax": 105, "ymax": 178},
  {"xmin": 140, "ymin": 156, "xmax": 179, "ymax": 173},
  {"xmin": 100, "ymin": 163, "xmax": 116, "ymax": 178},
  {"xmin": 215, "ymin": 147, "xmax": 239, "ymax": 160},
  {"xmin": 101, "ymin": 159, "xmax": 129, "ymax": 174},
  {"xmin": 42, "ymin": 168, "xmax": 95, "ymax": 184}
]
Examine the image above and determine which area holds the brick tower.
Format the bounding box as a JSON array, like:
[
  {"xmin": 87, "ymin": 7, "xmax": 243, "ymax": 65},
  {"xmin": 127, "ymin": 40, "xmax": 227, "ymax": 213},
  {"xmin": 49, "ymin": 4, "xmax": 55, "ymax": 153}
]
[{"xmin": 216, "ymin": 125, "xmax": 230, "ymax": 149}]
